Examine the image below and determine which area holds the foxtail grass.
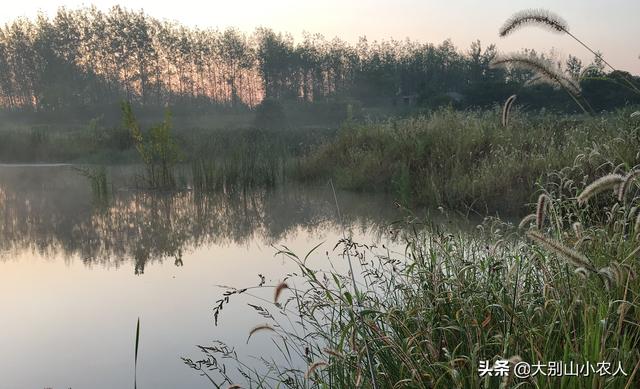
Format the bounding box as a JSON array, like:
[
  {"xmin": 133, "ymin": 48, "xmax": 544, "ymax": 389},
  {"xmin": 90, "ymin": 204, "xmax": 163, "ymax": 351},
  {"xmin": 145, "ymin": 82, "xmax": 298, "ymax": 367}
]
[
  {"xmin": 274, "ymin": 281, "xmax": 289, "ymax": 303},
  {"xmin": 501, "ymin": 94, "xmax": 517, "ymax": 127},
  {"xmin": 618, "ymin": 169, "xmax": 640, "ymax": 202},
  {"xmin": 499, "ymin": 9, "xmax": 568, "ymax": 37},
  {"xmin": 491, "ymin": 55, "xmax": 587, "ymax": 113},
  {"xmin": 518, "ymin": 213, "xmax": 536, "ymax": 229},
  {"xmin": 526, "ymin": 230, "xmax": 595, "ymax": 271},
  {"xmin": 305, "ymin": 361, "xmax": 329, "ymax": 379},
  {"xmin": 536, "ymin": 193, "xmax": 551, "ymax": 230},
  {"xmin": 577, "ymin": 174, "xmax": 624, "ymax": 205},
  {"xmin": 499, "ymin": 9, "xmax": 640, "ymax": 95},
  {"xmin": 246, "ymin": 324, "xmax": 275, "ymax": 344}
]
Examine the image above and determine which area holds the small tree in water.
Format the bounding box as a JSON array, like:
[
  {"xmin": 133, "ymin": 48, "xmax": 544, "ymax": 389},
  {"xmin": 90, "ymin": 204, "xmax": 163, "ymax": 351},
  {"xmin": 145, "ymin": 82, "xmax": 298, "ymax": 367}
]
[{"xmin": 122, "ymin": 101, "xmax": 181, "ymax": 189}]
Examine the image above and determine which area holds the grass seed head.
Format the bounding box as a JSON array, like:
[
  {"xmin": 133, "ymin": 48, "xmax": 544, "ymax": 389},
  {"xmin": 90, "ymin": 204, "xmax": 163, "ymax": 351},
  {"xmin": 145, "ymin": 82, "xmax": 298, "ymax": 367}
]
[
  {"xmin": 618, "ymin": 169, "xmax": 640, "ymax": 202},
  {"xmin": 502, "ymin": 94, "xmax": 517, "ymax": 127},
  {"xmin": 536, "ymin": 194, "xmax": 551, "ymax": 230},
  {"xmin": 499, "ymin": 9, "xmax": 568, "ymax": 37},
  {"xmin": 577, "ymin": 174, "xmax": 624, "ymax": 205},
  {"xmin": 305, "ymin": 361, "xmax": 329, "ymax": 379},
  {"xmin": 526, "ymin": 230, "xmax": 595, "ymax": 271},
  {"xmin": 246, "ymin": 324, "xmax": 275, "ymax": 344},
  {"xmin": 518, "ymin": 214, "xmax": 536, "ymax": 230},
  {"xmin": 274, "ymin": 281, "xmax": 289, "ymax": 303},
  {"xmin": 492, "ymin": 54, "xmax": 581, "ymax": 96}
]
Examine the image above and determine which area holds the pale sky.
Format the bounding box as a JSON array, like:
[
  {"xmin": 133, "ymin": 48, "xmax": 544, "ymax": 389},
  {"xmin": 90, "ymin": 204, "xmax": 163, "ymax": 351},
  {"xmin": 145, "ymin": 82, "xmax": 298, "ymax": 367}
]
[{"xmin": 2, "ymin": 0, "xmax": 639, "ymax": 73}]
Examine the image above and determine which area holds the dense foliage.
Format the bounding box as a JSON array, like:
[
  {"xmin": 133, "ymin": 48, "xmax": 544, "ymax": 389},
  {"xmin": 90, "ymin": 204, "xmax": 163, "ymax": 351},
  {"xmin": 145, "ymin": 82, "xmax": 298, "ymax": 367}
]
[{"xmin": 296, "ymin": 108, "xmax": 640, "ymax": 213}]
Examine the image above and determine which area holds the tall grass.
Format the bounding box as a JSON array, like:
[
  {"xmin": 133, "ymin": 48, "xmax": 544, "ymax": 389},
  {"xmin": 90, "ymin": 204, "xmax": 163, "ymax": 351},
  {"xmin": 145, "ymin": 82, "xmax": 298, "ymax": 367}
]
[
  {"xmin": 185, "ymin": 155, "xmax": 640, "ymax": 388},
  {"xmin": 189, "ymin": 128, "xmax": 299, "ymax": 193},
  {"xmin": 296, "ymin": 107, "xmax": 640, "ymax": 213}
]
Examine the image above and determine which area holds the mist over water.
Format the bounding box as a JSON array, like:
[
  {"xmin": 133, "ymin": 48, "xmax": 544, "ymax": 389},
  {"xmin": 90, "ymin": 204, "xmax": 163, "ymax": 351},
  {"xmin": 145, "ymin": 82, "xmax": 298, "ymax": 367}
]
[{"xmin": 0, "ymin": 165, "xmax": 406, "ymax": 388}]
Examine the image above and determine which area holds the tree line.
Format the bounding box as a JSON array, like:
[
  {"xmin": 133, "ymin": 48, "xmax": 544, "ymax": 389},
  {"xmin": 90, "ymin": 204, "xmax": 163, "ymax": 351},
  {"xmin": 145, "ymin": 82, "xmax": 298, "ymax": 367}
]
[{"xmin": 0, "ymin": 6, "xmax": 637, "ymax": 115}]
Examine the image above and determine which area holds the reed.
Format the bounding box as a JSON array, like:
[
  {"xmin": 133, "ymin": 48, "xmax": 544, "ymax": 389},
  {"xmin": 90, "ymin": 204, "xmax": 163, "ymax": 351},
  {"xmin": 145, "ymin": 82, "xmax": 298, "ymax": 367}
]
[
  {"xmin": 74, "ymin": 166, "xmax": 109, "ymax": 204},
  {"xmin": 298, "ymin": 108, "xmax": 640, "ymax": 212}
]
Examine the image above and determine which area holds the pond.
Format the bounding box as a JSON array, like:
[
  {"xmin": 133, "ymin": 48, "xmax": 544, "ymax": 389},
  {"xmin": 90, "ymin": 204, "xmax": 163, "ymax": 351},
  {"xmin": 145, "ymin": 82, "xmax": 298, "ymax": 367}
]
[{"xmin": 0, "ymin": 165, "xmax": 415, "ymax": 389}]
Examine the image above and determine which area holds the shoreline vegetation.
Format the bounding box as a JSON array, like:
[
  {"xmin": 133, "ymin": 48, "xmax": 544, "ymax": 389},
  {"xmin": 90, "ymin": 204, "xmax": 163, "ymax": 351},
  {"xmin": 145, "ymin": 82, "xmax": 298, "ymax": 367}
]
[
  {"xmin": 185, "ymin": 163, "xmax": 640, "ymax": 387},
  {"xmin": 181, "ymin": 8, "xmax": 640, "ymax": 389},
  {"xmin": 0, "ymin": 5, "xmax": 639, "ymax": 388},
  {"xmin": 0, "ymin": 6, "xmax": 638, "ymax": 215},
  {"xmin": 2, "ymin": 106, "xmax": 639, "ymax": 215}
]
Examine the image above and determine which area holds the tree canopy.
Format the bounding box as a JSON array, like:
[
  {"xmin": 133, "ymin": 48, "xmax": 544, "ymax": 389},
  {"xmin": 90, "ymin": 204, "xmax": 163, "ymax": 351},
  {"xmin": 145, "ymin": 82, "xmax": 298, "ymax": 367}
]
[{"xmin": 0, "ymin": 6, "xmax": 637, "ymax": 115}]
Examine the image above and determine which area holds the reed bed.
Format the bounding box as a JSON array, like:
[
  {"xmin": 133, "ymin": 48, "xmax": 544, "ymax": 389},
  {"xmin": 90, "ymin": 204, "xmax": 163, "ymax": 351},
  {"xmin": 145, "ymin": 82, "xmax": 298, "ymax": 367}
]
[{"xmin": 296, "ymin": 107, "xmax": 640, "ymax": 213}]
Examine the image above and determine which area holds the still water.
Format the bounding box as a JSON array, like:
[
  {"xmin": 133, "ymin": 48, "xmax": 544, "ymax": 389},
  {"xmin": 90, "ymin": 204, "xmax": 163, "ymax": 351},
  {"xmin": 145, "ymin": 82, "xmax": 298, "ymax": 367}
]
[{"xmin": 0, "ymin": 166, "xmax": 408, "ymax": 389}]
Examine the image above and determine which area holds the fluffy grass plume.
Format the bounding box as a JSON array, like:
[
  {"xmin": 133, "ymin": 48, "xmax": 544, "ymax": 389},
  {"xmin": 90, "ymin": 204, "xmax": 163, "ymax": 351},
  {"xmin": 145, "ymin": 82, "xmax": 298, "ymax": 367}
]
[
  {"xmin": 617, "ymin": 169, "xmax": 640, "ymax": 202},
  {"xmin": 574, "ymin": 267, "xmax": 589, "ymax": 279},
  {"xmin": 518, "ymin": 213, "xmax": 536, "ymax": 230},
  {"xmin": 246, "ymin": 324, "xmax": 275, "ymax": 344},
  {"xmin": 577, "ymin": 174, "xmax": 624, "ymax": 205},
  {"xmin": 274, "ymin": 281, "xmax": 289, "ymax": 303},
  {"xmin": 323, "ymin": 348, "xmax": 345, "ymax": 359},
  {"xmin": 491, "ymin": 55, "xmax": 581, "ymax": 96},
  {"xmin": 526, "ymin": 230, "xmax": 595, "ymax": 271},
  {"xmin": 536, "ymin": 194, "xmax": 551, "ymax": 230},
  {"xmin": 305, "ymin": 361, "xmax": 329, "ymax": 379},
  {"xmin": 598, "ymin": 267, "xmax": 618, "ymax": 289},
  {"xmin": 572, "ymin": 222, "xmax": 583, "ymax": 239},
  {"xmin": 502, "ymin": 94, "xmax": 517, "ymax": 127},
  {"xmin": 499, "ymin": 9, "xmax": 568, "ymax": 37}
]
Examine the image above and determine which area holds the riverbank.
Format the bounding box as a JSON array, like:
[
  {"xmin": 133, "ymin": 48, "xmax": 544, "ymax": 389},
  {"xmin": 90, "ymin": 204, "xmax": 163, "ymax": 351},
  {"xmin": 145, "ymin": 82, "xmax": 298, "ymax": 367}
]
[
  {"xmin": 2, "ymin": 107, "xmax": 639, "ymax": 216},
  {"xmin": 188, "ymin": 152, "xmax": 640, "ymax": 388}
]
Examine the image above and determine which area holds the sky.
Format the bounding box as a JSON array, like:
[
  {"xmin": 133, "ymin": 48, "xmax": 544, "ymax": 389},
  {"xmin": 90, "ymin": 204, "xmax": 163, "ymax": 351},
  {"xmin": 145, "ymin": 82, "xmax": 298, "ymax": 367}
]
[{"xmin": 1, "ymin": 0, "xmax": 639, "ymax": 73}]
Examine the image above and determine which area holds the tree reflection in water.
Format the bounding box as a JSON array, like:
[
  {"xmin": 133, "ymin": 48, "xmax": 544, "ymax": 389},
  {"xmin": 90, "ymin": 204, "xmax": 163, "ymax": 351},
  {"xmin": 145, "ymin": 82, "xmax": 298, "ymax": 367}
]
[{"xmin": 0, "ymin": 166, "xmax": 401, "ymax": 274}]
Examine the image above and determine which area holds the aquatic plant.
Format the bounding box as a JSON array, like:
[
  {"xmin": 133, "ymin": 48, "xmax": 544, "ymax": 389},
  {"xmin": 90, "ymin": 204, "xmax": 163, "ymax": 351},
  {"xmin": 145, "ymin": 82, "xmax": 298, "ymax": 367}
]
[
  {"xmin": 74, "ymin": 165, "xmax": 109, "ymax": 204},
  {"xmin": 297, "ymin": 108, "xmax": 640, "ymax": 212},
  {"xmin": 122, "ymin": 101, "xmax": 181, "ymax": 189}
]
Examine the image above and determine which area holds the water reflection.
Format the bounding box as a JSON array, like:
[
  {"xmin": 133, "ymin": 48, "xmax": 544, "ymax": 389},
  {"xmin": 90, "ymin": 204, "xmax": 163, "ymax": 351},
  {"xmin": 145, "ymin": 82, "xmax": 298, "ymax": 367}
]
[{"xmin": 0, "ymin": 166, "xmax": 401, "ymax": 274}]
